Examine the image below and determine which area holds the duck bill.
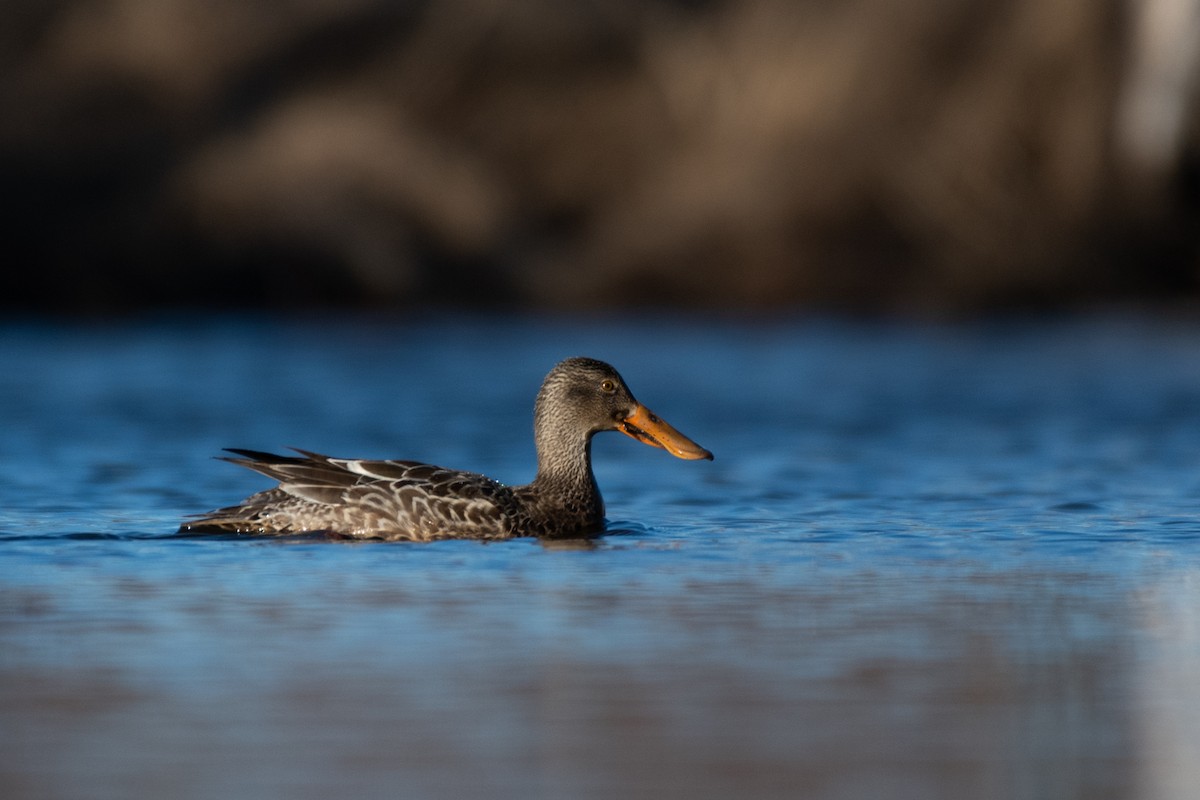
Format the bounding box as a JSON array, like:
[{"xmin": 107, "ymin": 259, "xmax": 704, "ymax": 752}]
[{"xmin": 618, "ymin": 404, "xmax": 713, "ymax": 460}]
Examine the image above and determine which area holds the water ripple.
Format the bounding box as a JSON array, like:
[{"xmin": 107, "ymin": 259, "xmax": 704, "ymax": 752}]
[{"xmin": 4, "ymin": 315, "xmax": 1200, "ymax": 799}]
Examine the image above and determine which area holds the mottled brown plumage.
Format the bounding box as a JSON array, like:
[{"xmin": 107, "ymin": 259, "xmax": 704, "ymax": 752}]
[{"xmin": 181, "ymin": 357, "xmax": 712, "ymax": 541}]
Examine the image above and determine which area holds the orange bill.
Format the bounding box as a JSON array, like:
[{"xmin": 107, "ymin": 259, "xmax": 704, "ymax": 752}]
[{"xmin": 618, "ymin": 404, "xmax": 713, "ymax": 460}]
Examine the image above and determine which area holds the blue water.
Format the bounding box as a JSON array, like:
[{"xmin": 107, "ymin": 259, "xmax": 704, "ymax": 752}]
[{"xmin": 4, "ymin": 314, "xmax": 1200, "ymax": 799}]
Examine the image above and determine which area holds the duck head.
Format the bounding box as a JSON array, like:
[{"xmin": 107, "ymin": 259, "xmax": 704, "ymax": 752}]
[{"xmin": 536, "ymin": 357, "xmax": 713, "ymax": 460}]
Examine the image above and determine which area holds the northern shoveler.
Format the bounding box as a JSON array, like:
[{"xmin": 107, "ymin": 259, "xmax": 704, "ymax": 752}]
[{"xmin": 180, "ymin": 357, "xmax": 712, "ymax": 541}]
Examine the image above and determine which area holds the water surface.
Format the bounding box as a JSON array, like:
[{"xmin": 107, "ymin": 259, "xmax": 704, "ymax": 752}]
[{"xmin": 3, "ymin": 314, "xmax": 1200, "ymax": 799}]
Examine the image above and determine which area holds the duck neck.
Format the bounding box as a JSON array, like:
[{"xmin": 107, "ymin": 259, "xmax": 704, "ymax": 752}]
[
  {"xmin": 534, "ymin": 424, "xmax": 596, "ymax": 490},
  {"xmin": 530, "ymin": 421, "xmax": 604, "ymax": 522}
]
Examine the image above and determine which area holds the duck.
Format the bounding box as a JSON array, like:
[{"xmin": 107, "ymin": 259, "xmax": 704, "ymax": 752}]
[{"xmin": 180, "ymin": 357, "xmax": 712, "ymax": 541}]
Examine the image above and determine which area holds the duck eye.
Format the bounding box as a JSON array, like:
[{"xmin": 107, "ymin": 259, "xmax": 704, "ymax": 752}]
[{"xmin": 600, "ymin": 379, "xmax": 616, "ymax": 393}]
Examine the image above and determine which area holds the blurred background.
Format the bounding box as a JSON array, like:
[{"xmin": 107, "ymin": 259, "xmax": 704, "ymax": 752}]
[
  {"xmin": 8, "ymin": 6, "xmax": 1200, "ymax": 797},
  {"xmin": 4, "ymin": 0, "xmax": 1198, "ymax": 315}
]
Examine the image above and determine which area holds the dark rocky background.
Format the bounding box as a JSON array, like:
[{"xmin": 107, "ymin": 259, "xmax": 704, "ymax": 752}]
[{"xmin": 4, "ymin": 0, "xmax": 1198, "ymax": 313}]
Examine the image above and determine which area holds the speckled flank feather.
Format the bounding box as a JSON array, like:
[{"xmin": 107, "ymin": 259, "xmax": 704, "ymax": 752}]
[
  {"xmin": 188, "ymin": 451, "xmax": 522, "ymax": 541},
  {"xmin": 181, "ymin": 358, "xmax": 712, "ymax": 541}
]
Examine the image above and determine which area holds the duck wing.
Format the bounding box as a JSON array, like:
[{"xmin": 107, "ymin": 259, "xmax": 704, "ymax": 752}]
[{"xmin": 193, "ymin": 448, "xmax": 514, "ymax": 540}]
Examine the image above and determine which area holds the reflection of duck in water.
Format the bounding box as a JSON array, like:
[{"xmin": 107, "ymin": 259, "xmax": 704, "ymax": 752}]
[{"xmin": 181, "ymin": 357, "xmax": 712, "ymax": 541}]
